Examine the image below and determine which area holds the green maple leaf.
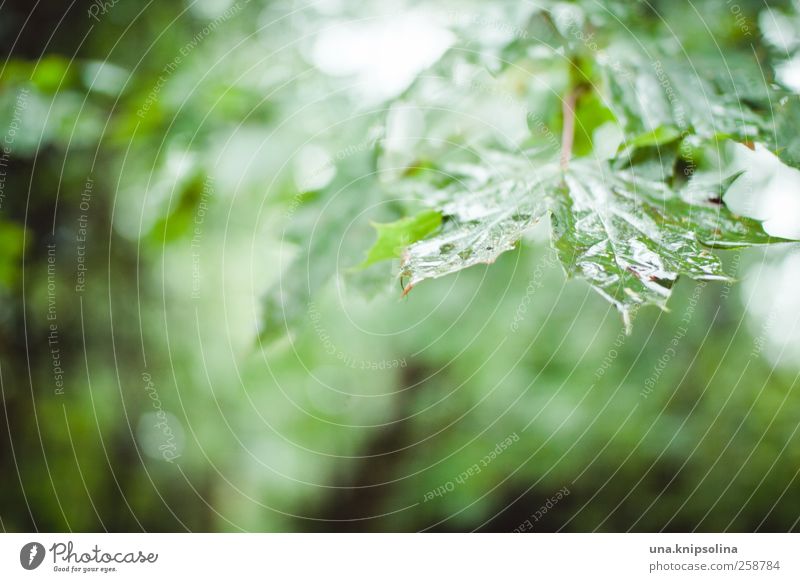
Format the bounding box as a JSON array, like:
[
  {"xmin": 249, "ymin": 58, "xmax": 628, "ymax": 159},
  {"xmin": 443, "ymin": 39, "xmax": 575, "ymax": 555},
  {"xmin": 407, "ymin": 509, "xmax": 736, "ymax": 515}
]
[
  {"xmin": 260, "ymin": 2, "xmax": 800, "ymax": 341},
  {"xmin": 367, "ymin": 7, "xmax": 799, "ymax": 329},
  {"xmin": 605, "ymin": 52, "xmax": 800, "ymax": 169},
  {"xmin": 397, "ymin": 149, "xmax": 556, "ymax": 288},
  {"xmin": 549, "ymin": 163, "xmax": 779, "ymax": 329},
  {"xmin": 393, "ymin": 149, "xmax": 782, "ymax": 328}
]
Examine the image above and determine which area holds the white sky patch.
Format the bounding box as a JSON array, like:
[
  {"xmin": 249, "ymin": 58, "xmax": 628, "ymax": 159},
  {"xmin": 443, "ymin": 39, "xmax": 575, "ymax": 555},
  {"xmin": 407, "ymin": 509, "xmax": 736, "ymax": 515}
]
[
  {"xmin": 743, "ymin": 250, "xmax": 800, "ymax": 371},
  {"xmin": 311, "ymin": 11, "xmax": 454, "ymax": 103},
  {"xmin": 82, "ymin": 61, "xmax": 130, "ymax": 96},
  {"xmin": 379, "ymin": 103, "xmax": 425, "ymax": 179},
  {"xmin": 188, "ymin": 0, "xmax": 235, "ymax": 19},
  {"xmin": 758, "ymin": 8, "xmax": 800, "ymax": 53},
  {"xmin": 724, "ymin": 142, "xmax": 800, "ymax": 239},
  {"xmin": 777, "ymin": 54, "xmax": 800, "ymax": 93},
  {"xmin": 293, "ymin": 144, "xmax": 335, "ymax": 191}
]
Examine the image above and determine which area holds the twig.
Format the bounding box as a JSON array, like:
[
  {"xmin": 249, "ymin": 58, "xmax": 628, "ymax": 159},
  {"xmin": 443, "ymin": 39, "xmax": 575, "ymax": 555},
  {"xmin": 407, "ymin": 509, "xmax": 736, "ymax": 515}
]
[{"xmin": 560, "ymin": 86, "xmax": 580, "ymax": 172}]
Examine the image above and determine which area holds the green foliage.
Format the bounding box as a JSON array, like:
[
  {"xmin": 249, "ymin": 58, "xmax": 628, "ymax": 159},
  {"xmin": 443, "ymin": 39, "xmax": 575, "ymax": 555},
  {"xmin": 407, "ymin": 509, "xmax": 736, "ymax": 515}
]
[
  {"xmin": 625, "ymin": 126, "xmax": 682, "ymax": 150},
  {"xmin": 368, "ymin": 3, "xmax": 799, "ymax": 327},
  {"xmin": 5, "ymin": 0, "xmax": 800, "ymax": 535},
  {"xmin": 0, "ymin": 220, "xmax": 26, "ymax": 288},
  {"xmin": 359, "ymin": 209, "xmax": 442, "ymax": 268},
  {"xmin": 550, "ymin": 166, "xmax": 778, "ymax": 328},
  {"xmin": 396, "ymin": 149, "xmax": 554, "ymax": 290}
]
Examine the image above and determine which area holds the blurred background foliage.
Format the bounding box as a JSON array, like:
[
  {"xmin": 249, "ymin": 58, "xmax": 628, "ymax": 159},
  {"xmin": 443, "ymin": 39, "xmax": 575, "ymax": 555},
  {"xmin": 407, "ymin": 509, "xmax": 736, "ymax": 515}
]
[{"xmin": 1, "ymin": 0, "xmax": 800, "ymax": 532}]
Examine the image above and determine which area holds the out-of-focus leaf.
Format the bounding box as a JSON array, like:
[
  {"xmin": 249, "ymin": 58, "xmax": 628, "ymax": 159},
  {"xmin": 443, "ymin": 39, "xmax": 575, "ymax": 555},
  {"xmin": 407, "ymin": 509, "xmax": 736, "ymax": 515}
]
[
  {"xmin": 0, "ymin": 221, "xmax": 26, "ymax": 288},
  {"xmin": 604, "ymin": 53, "xmax": 800, "ymax": 169},
  {"xmin": 260, "ymin": 153, "xmax": 382, "ymax": 345},
  {"xmin": 149, "ymin": 172, "xmax": 209, "ymax": 243},
  {"xmin": 572, "ymin": 89, "xmax": 618, "ymax": 157},
  {"xmin": 624, "ymin": 125, "xmax": 682, "ymax": 150},
  {"xmin": 774, "ymin": 95, "xmax": 800, "ymax": 169}
]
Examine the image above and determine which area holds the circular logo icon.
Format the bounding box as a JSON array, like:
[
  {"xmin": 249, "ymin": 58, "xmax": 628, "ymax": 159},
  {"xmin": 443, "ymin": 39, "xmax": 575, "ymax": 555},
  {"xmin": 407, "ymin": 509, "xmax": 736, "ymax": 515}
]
[{"xmin": 20, "ymin": 542, "xmax": 45, "ymax": 570}]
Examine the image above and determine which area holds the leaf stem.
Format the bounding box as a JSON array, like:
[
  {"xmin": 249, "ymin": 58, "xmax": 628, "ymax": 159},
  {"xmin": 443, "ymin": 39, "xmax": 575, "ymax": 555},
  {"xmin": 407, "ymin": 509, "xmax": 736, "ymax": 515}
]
[{"xmin": 560, "ymin": 86, "xmax": 579, "ymax": 172}]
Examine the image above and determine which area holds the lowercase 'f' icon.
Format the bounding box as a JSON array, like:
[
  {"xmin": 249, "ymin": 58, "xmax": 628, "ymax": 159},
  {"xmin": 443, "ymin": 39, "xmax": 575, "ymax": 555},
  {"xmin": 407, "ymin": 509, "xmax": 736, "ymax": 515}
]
[{"xmin": 20, "ymin": 542, "xmax": 46, "ymax": 570}]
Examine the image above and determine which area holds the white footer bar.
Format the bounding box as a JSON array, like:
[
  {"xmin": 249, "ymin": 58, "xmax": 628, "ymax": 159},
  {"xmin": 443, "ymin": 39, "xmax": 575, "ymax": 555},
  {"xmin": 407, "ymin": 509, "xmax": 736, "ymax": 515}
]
[{"xmin": 1, "ymin": 533, "xmax": 797, "ymax": 580}]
